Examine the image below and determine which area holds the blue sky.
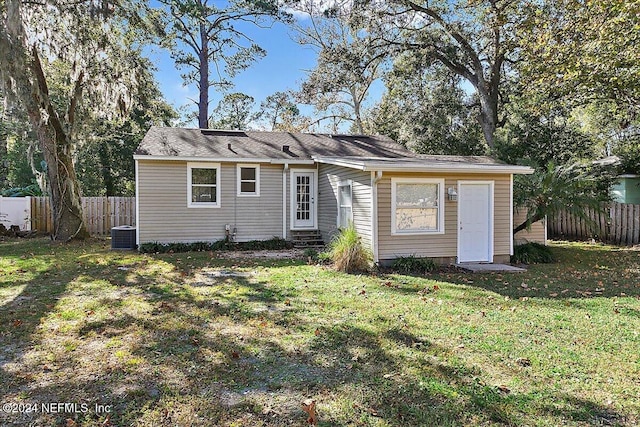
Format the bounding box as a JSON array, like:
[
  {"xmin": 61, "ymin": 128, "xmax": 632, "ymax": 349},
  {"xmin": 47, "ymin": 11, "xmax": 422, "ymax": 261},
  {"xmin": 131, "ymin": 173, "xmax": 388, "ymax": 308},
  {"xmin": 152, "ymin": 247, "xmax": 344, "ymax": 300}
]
[{"xmin": 146, "ymin": 17, "xmax": 322, "ymax": 127}]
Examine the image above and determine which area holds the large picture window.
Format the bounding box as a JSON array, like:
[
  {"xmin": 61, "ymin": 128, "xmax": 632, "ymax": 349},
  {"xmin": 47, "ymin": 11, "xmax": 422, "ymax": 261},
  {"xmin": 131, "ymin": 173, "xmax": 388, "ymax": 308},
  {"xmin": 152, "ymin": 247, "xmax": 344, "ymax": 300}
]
[
  {"xmin": 187, "ymin": 162, "xmax": 220, "ymax": 208},
  {"xmin": 237, "ymin": 164, "xmax": 260, "ymax": 196},
  {"xmin": 337, "ymin": 181, "xmax": 353, "ymax": 228},
  {"xmin": 391, "ymin": 178, "xmax": 444, "ymax": 234}
]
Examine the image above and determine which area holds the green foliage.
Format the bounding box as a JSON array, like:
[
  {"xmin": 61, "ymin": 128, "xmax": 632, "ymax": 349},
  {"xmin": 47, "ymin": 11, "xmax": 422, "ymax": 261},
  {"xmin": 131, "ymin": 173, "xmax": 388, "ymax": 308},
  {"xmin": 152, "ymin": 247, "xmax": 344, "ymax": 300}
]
[
  {"xmin": 302, "ymin": 247, "xmax": 319, "ymax": 261},
  {"xmin": 327, "ymin": 224, "xmax": 372, "ymax": 273},
  {"xmin": 209, "ymin": 92, "xmax": 260, "ymax": 130},
  {"xmin": 511, "ymin": 243, "xmax": 555, "ymax": 265},
  {"xmin": 513, "ymin": 162, "xmax": 611, "ymax": 234},
  {"xmin": 0, "ymin": 184, "xmax": 42, "ymax": 197},
  {"xmin": 139, "ymin": 237, "xmax": 292, "ymax": 254},
  {"xmin": 371, "ymin": 58, "xmax": 485, "ymax": 155},
  {"xmin": 259, "ymin": 91, "xmax": 308, "ymax": 131},
  {"xmin": 614, "ymin": 137, "xmax": 640, "ymax": 175},
  {"xmin": 391, "ymin": 255, "xmax": 436, "ymax": 275},
  {"xmin": 74, "ymin": 63, "xmax": 176, "ymax": 196},
  {"xmin": 517, "ymin": 0, "xmax": 640, "ymax": 113},
  {"xmin": 493, "ymin": 98, "xmax": 598, "ymax": 167}
]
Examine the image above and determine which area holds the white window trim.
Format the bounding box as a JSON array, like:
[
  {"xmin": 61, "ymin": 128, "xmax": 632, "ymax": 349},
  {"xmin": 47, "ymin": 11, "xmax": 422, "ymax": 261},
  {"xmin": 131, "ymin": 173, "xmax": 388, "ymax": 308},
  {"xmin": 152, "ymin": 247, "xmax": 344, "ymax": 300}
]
[
  {"xmin": 391, "ymin": 177, "xmax": 445, "ymax": 235},
  {"xmin": 289, "ymin": 169, "xmax": 318, "ymax": 230},
  {"xmin": 337, "ymin": 180, "xmax": 353, "ymax": 228},
  {"xmin": 237, "ymin": 163, "xmax": 260, "ymax": 197},
  {"xmin": 187, "ymin": 162, "xmax": 221, "ymax": 208}
]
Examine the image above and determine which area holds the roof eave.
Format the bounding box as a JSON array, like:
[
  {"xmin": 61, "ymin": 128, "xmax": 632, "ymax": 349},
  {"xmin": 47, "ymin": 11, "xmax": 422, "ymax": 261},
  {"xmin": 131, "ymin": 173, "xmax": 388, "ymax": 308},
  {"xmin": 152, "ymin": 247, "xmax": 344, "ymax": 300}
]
[
  {"xmin": 313, "ymin": 157, "xmax": 534, "ymax": 175},
  {"xmin": 133, "ymin": 154, "xmax": 315, "ymax": 165}
]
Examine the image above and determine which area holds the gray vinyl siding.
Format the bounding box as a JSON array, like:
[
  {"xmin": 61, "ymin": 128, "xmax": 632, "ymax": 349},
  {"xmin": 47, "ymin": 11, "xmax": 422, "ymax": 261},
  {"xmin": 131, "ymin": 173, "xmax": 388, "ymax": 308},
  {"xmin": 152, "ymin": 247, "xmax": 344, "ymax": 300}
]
[
  {"xmin": 317, "ymin": 164, "xmax": 372, "ymax": 249},
  {"xmin": 137, "ymin": 160, "xmax": 283, "ymax": 243},
  {"xmin": 377, "ymin": 173, "xmax": 512, "ymax": 262}
]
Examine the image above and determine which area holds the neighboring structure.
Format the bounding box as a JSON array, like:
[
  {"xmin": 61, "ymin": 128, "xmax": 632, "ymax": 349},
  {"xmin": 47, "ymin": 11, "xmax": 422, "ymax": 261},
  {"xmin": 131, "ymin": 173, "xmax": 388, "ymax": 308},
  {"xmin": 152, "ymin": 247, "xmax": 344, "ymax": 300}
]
[
  {"xmin": 612, "ymin": 174, "xmax": 640, "ymax": 204},
  {"xmin": 134, "ymin": 127, "xmax": 535, "ymax": 264}
]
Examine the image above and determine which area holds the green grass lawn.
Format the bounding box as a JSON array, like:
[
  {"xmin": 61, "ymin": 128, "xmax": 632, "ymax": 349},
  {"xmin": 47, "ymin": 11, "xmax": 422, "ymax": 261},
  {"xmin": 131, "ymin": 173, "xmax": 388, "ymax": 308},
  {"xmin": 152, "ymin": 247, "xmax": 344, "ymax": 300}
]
[{"xmin": 0, "ymin": 238, "xmax": 639, "ymax": 426}]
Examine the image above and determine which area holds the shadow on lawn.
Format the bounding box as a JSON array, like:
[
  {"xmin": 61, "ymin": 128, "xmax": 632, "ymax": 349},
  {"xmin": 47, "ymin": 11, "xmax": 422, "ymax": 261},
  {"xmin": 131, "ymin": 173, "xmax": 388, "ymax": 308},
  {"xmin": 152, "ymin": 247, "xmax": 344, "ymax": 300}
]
[
  {"xmin": 420, "ymin": 244, "xmax": 640, "ymax": 300},
  {"xmin": 0, "ymin": 240, "xmax": 632, "ymax": 426}
]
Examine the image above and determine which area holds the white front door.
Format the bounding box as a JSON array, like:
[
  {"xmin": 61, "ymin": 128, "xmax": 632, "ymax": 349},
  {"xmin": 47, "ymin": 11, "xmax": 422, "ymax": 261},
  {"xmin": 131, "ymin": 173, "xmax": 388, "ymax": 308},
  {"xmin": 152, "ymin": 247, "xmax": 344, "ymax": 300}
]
[
  {"xmin": 458, "ymin": 182, "xmax": 493, "ymax": 263},
  {"xmin": 291, "ymin": 171, "xmax": 316, "ymax": 229}
]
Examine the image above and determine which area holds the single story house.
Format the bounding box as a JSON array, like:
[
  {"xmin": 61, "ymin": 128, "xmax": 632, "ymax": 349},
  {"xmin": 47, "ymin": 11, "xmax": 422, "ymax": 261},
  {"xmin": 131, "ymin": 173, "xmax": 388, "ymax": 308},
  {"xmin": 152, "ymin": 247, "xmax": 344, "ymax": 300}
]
[{"xmin": 134, "ymin": 127, "xmax": 538, "ymax": 264}]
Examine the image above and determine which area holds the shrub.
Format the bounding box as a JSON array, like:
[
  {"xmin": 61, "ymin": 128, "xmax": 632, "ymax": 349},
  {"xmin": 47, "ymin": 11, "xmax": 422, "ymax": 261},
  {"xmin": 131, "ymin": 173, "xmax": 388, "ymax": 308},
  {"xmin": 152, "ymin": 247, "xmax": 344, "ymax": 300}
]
[
  {"xmin": 511, "ymin": 242, "xmax": 555, "ymax": 264},
  {"xmin": 391, "ymin": 255, "xmax": 436, "ymax": 274},
  {"xmin": 138, "ymin": 237, "xmax": 293, "ymax": 254},
  {"xmin": 327, "ymin": 224, "xmax": 372, "ymax": 273}
]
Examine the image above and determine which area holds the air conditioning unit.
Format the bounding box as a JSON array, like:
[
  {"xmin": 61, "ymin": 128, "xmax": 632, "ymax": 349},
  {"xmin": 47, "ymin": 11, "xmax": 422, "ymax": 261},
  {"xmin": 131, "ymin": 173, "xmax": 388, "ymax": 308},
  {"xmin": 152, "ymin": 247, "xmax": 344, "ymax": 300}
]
[{"xmin": 111, "ymin": 225, "xmax": 137, "ymax": 250}]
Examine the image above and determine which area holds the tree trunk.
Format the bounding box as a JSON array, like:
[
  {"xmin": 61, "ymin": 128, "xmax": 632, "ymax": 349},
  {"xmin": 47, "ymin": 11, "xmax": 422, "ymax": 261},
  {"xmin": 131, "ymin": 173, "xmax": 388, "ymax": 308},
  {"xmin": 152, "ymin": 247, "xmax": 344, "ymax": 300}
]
[
  {"xmin": 31, "ymin": 112, "xmax": 88, "ymax": 240},
  {"xmin": 0, "ymin": 0, "xmax": 88, "ymax": 241},
  {"xmin": 198, "ymin": 22, "xmax": 209, "ymax": 129},
  {"xmin": 476, "ymin": 82, "xmax": 499, "ymax": 149}
]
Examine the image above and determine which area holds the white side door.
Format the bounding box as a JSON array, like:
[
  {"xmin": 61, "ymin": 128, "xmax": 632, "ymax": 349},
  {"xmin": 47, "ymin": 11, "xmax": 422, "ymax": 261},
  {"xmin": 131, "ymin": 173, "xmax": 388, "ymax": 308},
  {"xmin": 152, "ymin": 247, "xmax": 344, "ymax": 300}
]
[
  {"xmin": 458, "ymin": 182, "xmax": 493, "ymax": 263},
  {"xmin": 291, "ymin": 171, "xmax": 316, "ymax": 229}
]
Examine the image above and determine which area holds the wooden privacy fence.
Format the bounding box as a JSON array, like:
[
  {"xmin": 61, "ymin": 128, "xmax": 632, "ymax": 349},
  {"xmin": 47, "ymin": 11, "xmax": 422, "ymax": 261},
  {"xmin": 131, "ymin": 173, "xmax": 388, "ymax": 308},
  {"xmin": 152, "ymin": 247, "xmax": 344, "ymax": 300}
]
[
  {"xmin": 547, "ymin": 202, "xmax": 640, "ymax": 245},
  {"xmin": 31, "ymin": 197, "xmax": 135, "ymax": 236}
]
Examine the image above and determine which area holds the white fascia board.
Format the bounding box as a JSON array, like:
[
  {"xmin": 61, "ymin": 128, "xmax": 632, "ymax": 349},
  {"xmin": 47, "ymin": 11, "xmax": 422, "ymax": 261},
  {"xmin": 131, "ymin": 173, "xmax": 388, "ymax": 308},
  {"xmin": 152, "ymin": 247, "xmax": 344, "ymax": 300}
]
[
  {"xmin": 314, "ymin": 157, "xmax": 534, "ymax": 175},
  {"xmin": 133, "ymin": 154, "xmax": 314, "ymax": 165}
]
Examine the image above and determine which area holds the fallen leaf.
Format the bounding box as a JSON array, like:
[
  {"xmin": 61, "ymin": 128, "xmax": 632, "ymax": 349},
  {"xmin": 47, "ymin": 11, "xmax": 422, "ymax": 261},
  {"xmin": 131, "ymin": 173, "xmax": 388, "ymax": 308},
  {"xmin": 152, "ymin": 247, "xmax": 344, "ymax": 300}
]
[
  {"xmin": 12, "ymin": 319, "xmax": 22, "ymax": 327},
  {"xmin": 66, "ymin": 419, "xmax": 77, "ymax": 427},
  {"xmin": 433, "ymin": 284, "xmax": 440, "ymax": 291},
  {"xmin": 359, "ymin": 289, "xmax": 366, "ymax": 295},
  {"xmin": 284, "ymin": 299, "xmax": 291, "ymax": 306},
  {"xmin": 301, "ymin": 399, "xmax": 317, "ymax": 425},
  {"xmin": 231, "ymin": 351, "xmax": 240, "ymax": 359},
  {"xmin": 516, "ymin": 357, "xmax": 531, "ymax": 367},
  {"xmin": 497, "ymin": 385, "xmax": 511, "ymax": 394},
  {"xmin": 314, "ymin": 328, "xmax": 320, "ymax": 336}
]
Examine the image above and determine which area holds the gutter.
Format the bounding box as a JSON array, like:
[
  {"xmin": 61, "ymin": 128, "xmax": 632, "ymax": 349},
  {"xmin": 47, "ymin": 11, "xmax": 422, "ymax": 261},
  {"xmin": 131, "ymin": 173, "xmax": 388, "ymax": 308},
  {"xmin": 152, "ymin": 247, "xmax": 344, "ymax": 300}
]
[
  {"xmin": 135, "ymin": 159, "xmax": 140, "ymax": 248},
  {"xmin": 371, "ymin": 170, "xmax": 383, "ymax": 264},
  {"xmin": 282, "ymin": 163, "xmax": 288, "ymax": 239}
]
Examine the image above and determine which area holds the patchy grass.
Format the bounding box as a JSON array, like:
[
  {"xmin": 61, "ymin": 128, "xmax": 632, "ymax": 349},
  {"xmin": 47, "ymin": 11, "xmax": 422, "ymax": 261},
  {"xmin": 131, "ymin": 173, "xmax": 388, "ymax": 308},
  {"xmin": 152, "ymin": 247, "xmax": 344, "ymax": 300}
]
[{"xmin": 0, "ymin": 238, "xmax": 639, "ymax": 426}]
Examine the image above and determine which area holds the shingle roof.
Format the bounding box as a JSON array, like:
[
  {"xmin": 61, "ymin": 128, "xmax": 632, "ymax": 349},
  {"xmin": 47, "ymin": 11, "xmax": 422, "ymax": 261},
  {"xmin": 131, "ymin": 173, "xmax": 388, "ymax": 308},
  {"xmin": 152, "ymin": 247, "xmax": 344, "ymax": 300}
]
[
  {"xmin": 134, "ymin": 127, "xmax": 533, "ymax": 174},
  {"xmin": 135, "ymin": 127, "xmax": 415, "ymax": 160}
]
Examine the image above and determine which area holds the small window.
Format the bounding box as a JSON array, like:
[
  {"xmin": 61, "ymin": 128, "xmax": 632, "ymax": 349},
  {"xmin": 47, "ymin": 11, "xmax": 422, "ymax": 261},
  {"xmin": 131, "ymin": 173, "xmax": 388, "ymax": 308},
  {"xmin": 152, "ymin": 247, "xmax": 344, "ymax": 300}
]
[
  {"xmin": 188, "ymin": 162, "xmax": 220, "ymax": 208},
  {"xmin": 391, "ymin": 178, "xmax": 444, "ymax": 234},
  {"xmin": 337, "ymin": 181, "xmax": 353, "ymax": 228},
  {"xmin": 237, "ymin": 164, "xmax": 260, "ymax": 196}
]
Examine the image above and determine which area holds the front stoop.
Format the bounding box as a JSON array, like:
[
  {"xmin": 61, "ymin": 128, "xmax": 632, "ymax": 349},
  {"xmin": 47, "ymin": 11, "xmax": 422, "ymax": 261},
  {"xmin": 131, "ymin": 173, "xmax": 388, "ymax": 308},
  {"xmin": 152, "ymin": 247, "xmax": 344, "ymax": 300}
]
[
  {"xmin": 455, "ymin": 263, "xmax": 526, "ymax": 273},
  {"xmin": 291, "ymin": 230, "xmax": 324, "ymax": 248}
]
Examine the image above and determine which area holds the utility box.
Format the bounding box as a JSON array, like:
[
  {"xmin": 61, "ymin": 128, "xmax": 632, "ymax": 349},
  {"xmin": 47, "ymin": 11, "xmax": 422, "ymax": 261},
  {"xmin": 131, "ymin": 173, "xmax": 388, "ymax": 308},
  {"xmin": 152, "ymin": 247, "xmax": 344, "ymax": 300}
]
[{"xmin": 111, "ymin": 225, "xmax": 137, "ymax": 250}]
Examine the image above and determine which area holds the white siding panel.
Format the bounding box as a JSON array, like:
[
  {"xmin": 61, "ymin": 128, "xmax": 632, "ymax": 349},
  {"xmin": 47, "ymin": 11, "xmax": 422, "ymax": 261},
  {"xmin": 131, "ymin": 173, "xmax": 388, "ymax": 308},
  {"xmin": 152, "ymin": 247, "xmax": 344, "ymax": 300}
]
[{"xmin": 138, "ymin": 160, "xmax": 283, "ymax": 243}]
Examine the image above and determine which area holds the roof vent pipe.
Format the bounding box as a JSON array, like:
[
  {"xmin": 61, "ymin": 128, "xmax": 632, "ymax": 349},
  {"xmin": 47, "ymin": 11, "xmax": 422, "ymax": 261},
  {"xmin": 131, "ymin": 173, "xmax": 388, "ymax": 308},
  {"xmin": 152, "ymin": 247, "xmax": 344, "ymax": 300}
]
[
  {"xmin": 282, "ymin": 145, "xmax": 289, "ymax": 152},
  {"xmin": 227, "ymin": 143, "xmax": 232, "ymax": 150}
]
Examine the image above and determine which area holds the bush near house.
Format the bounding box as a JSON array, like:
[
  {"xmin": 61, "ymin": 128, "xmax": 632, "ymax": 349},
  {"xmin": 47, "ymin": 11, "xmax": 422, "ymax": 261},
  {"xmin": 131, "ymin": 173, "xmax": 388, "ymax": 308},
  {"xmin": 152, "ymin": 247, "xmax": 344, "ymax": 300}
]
[
  {"xmin": 139, "ymin": 237, "xmax": 293, "ymax": 254},
  {"xmin": 327, "ymin": 224, "xmax": 372, "ymax": 273}
]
